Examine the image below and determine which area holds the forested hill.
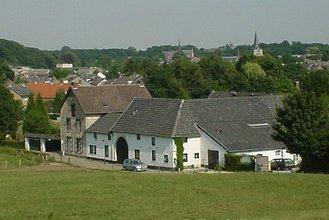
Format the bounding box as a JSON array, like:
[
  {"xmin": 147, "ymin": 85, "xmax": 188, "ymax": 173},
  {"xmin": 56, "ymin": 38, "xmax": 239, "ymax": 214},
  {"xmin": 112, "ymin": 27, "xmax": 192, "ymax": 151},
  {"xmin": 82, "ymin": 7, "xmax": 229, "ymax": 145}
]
[
  {"xmin": 0, "ymin": 39, "xmax": 54, "ymax": 68},
  {"xmin": 1, "ymin": 38, "xmax": 329, "ymax": 69}
]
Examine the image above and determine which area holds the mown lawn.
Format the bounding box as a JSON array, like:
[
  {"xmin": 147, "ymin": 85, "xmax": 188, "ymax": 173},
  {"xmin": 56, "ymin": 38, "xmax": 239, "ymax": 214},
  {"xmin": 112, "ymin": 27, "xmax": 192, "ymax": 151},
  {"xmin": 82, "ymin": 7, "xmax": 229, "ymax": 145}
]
[{"xmin": 0, "ymin": 168, "xmax": 329, "ymax": 220}]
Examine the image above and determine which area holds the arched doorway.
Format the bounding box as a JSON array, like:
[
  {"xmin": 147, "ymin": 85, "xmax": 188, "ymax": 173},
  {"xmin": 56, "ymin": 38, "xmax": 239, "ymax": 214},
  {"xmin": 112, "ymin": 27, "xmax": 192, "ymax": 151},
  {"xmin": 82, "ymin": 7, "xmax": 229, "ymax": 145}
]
[{"xmin": 116, "ymin": 137, "xmax": 128, "ymax": 163}]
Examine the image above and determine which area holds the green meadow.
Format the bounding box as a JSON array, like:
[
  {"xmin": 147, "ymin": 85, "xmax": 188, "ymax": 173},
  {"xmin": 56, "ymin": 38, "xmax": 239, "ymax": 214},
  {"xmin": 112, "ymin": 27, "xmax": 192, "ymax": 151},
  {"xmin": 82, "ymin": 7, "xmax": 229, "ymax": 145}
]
[{"xmin": 1, "ymin": 167, "xmax": 329, "ymax": 220}]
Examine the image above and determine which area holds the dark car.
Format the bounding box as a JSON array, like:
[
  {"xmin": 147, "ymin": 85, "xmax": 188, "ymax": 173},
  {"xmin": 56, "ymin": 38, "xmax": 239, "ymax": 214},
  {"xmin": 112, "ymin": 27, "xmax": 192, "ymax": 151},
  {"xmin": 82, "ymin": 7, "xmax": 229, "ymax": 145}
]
[
  {"xmin": 123, "ymin": 159, "xmax": 147, "ymax": 172},
  {"xmin": 270, "ymin": 158, "xmax": 297, "ymax": 171}
]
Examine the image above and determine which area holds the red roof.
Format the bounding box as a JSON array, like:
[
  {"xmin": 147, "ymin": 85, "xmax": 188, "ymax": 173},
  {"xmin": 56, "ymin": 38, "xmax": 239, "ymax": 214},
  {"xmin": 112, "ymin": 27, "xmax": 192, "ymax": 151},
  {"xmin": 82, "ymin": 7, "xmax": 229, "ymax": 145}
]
[{"xmin": 26, "ymin": 83, "xmax": 71, "ymax": 100}]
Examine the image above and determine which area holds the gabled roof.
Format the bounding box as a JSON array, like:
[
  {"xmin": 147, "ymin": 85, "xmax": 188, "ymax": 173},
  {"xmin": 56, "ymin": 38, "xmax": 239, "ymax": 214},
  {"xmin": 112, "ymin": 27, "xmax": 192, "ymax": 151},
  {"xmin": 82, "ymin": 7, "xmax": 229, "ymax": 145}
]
[
  {"xmin": 182, "ymin": 96, "xmax": 283, "ymax": 152},
  {"xmin": 26, "ymin": 83, "xmax": 70, "ymax": 99},
  {"xmin": 110, "ymin": 95, "xmax": 285, "ymax": 152},
  {"xmin": 67, "ymin": 85, "xmax": 151, "ymax": 114},
  {"xmin": 112, "ymin": 98, "xmax": 182, "ymax": 137},
  {"xmin": 86, "ymin": 112, "xmax": 121, "ymax": 134}
]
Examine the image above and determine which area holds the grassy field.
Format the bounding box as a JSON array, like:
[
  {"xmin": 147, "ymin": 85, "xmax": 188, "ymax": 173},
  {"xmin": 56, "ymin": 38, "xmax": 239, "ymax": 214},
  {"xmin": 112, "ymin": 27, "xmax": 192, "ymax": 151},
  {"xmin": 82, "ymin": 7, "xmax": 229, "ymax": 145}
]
[
  {"xmin": 1, "ymin": 166, "xmax": 329, "ymax": 220},
  {"xmin": 0, "ymin": 147, "xmax": 46, "ymax": 169}
]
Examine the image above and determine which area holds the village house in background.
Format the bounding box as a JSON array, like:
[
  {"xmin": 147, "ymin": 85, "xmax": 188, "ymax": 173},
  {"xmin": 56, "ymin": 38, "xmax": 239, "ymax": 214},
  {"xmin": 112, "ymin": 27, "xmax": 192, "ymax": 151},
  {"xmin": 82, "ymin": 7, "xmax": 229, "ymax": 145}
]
[
  {"xmin": 12, "ymin": 66, "xmax": 53, "ymax": 83},
  {"xmin": 7, "ymin": 83, "xmax": 31, "ymax": 106},
  {"xmin": 26, "ymin": 82, "xmax": 70, "ymax": 101},
  {"xmin": 163, "ymin": 41, "xmax": 200, "ymax": 63}
]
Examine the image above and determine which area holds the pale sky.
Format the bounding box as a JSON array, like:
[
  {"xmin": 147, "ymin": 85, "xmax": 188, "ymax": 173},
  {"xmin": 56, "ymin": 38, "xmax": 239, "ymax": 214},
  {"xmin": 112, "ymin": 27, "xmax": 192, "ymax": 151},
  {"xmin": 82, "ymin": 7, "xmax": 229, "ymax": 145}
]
[{"xmin": 0, "ymin": 0, "xmax": 328, "ymax": 50}]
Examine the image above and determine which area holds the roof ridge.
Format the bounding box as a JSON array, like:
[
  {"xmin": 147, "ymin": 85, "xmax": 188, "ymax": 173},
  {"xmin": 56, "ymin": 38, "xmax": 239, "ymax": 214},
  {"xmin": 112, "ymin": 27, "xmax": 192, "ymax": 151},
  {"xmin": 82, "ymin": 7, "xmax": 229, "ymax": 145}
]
[{"xmin": 171, "ymin": 99, "xmax": 184, "ymax": 137}]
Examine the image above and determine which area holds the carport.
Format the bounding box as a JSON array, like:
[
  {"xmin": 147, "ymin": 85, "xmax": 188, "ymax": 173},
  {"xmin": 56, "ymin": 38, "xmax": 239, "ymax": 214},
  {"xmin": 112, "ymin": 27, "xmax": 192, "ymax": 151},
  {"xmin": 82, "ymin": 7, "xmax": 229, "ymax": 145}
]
[{"xmin": 24, "ymin": 133, "xmax": 61, "ymax": 153}]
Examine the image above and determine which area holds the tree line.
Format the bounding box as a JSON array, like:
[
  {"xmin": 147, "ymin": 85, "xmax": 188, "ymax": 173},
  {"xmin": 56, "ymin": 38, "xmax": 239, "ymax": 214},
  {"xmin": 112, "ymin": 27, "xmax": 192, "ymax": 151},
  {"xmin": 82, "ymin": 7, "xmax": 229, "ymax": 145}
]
[{"xmin": 1, "ymin": 38, "xmax": 329, "ymax": 69}]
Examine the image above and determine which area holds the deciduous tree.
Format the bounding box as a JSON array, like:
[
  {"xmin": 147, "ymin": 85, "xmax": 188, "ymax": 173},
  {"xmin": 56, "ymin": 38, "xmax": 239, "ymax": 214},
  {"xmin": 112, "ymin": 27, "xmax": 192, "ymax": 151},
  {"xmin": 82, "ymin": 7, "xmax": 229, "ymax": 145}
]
[{"xmin": 273, "ymin": 91, "xmax": 329, "ymax": 172}]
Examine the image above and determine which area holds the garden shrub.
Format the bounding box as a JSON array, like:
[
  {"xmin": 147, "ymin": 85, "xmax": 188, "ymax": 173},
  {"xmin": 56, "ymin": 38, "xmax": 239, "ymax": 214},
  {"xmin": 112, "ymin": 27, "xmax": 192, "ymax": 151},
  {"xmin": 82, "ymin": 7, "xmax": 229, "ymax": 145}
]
[{"xmin": 225, "ymin": 153, "xmax": 255, "ymax": 171}]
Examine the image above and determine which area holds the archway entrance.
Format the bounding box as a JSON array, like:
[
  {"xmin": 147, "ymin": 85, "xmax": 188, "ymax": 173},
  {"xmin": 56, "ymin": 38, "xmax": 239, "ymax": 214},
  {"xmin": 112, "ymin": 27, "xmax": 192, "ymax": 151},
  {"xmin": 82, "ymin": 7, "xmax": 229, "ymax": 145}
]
[{"xmin": 116, "ymin": 137, "xmax": 128, "ymax": 163}]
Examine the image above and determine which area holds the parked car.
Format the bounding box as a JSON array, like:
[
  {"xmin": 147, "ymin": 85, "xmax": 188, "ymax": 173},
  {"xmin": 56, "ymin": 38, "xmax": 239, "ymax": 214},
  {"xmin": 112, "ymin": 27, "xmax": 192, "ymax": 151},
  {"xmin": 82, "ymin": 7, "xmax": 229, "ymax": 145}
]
[
  {"xmin": 270, "ymin": 158, "xmax": 297, "ymax": 171},
  {"xmin": 123, "ymin": 159, "xmax": 147, "ymax": 172}
]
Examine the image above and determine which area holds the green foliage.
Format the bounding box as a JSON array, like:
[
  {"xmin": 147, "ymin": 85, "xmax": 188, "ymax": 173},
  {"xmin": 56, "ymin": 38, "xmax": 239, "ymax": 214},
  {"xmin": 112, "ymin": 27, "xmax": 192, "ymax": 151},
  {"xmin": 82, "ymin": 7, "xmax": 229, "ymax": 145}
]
[
  {"xmin": 0, "ymin": 39, "xmax": 58, "ymax": 68},
  {"xmin": 214, "ymin": 163, "xmax": 222, "ymax": 171},
  {"xmin": 225, "ymin": 153, "xmax": 242, "ymax": 171},
  {"xmin": 283, "ymin": 63, "xmax": 307, "ymax": 81},
  {"xmin": 23, "ymin": 95, "xmax": 55, "ymax": 134},
  {"xmin": 273, "ymin": 91, "xmax": 329, "ymax": 173},
  {"xmin": 52, "ymin": 89, "xmax": 65, "ymax": 113},
  {"xmin": 224, "ymin": 154, "xmax": 255, "ymax": 171},
  {"xmin": 301, "ymin": 70, "xmax": 329, "ymax": 96},
  {"xmin": 174, "ymin": 137, "xmax": 184, "ymax": 171},
  {"xmin": 242, "ymin": 62, "xmax": 266, "ymax": 78},
  {"xmin": 0, "ymin": 140, "xmax": 24, "ymax": 149},
  {"xmin": 51, "ymin": 68, "xmax": 74, "ymax": 80},
  {"xmin": 0, "ymin": 85, "xmax": 23, "ymax": 140},
  {"xmin": 0, "ymin": 64, "xmax": 15, "ymax": 83}
]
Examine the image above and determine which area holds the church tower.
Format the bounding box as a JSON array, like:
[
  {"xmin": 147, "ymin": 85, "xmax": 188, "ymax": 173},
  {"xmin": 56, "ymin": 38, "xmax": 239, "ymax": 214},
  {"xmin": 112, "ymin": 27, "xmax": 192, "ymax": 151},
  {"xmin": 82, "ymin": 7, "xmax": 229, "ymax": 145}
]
[{"xmin": 252, "ymin": 32, "xmax": 263, "ymax": 56}]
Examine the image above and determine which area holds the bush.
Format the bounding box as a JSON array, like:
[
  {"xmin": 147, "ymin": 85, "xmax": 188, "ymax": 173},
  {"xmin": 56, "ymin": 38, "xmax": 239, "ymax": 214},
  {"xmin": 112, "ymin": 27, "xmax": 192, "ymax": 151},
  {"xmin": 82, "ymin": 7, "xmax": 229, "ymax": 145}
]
[
  {"xmin": 225, "ymin": 153, "xmax": 255, "ymax": 172},
  {"xmin": 225, "ymin": 154, "xmax": 241, "ymax": 171},
  {"xmin": 0, "ymin": 140, "xmax": 24, "ymax": 149},
  {"xmin": 214, "ymin": 163, "xmax": 222, "ymax": 172}
]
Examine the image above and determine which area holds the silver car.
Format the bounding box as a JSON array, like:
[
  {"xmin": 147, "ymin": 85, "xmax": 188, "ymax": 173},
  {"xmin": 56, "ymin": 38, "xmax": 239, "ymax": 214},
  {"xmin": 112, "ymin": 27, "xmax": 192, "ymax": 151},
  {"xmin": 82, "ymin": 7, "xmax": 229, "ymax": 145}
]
[{"xmin": 123, "ymin": 159, "xmax": 147, "ymax": 171}]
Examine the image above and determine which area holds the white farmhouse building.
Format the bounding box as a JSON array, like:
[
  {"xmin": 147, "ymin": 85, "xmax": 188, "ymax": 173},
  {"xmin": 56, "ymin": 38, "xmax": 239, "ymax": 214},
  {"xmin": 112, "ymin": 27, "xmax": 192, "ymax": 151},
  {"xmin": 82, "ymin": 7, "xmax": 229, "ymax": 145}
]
[{"xmin": 85, "ymin": 95, "xmax": 299, "ymax": 169}]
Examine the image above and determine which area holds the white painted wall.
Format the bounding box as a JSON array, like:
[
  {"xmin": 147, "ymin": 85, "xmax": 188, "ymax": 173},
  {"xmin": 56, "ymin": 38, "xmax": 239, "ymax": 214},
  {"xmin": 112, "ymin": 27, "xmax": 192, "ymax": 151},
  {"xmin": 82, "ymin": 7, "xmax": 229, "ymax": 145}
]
[
  {"xmin": 198, "ymin": 128, "xmax": 227, "ymax": 167},
  {"xmin": 182, "ymin": 137, "xmax": 202, "ymax": 168},
  {"xmin": 85, "ymin": 131, "xmax": 206, "ymax": 169},
  {"xmin": 113, "ymin": 132, "xmax": 175, "ymax": 168},
  {"xmin": 85, "ymin": 132, "xmax": 115, "ymax": 161},
  {"xmin": 239, "ymin": 149, "xmax": 301, "ymax": 164}
]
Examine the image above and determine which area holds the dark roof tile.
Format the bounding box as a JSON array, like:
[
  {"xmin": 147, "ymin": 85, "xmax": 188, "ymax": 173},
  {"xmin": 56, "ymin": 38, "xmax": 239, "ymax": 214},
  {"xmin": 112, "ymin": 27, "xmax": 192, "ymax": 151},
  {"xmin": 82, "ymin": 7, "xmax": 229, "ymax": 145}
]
[
  {"xmin": 112, "ymin": 98, "xmax": 182, "ymax": 137},
  {"xmin": 70, "ymin": 85, "xmax": 151, "ymax": 114},
  {"xmin": 86, "ymin": 113, "xmax": 121, "ymax": 134},
  {"xmin": 110, "ymin": 95, "xmax": 284, "ymax": 152}
]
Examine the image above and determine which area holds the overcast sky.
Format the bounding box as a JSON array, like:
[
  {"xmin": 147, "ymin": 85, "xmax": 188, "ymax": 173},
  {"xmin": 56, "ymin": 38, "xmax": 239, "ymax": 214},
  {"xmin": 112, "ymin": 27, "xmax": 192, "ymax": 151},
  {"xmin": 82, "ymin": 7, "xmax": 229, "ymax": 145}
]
[{"xmin": 0, "ymin": 0, "xmax": 328, "ymax": 50}]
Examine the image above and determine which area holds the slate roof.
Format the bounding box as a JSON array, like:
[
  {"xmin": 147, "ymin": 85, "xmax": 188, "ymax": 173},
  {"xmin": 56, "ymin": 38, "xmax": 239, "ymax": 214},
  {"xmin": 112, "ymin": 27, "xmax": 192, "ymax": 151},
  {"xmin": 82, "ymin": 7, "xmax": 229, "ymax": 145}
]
[
  {"xmin": 112, "ymin": 98, "xmax": 182, "ymax": 137},
  {"xmin": 181, "ymin": 96, "xmax": 284, "ymax": 152},
  {"xmin": 69, "ymin": 85, "xmax": 151, "ymax": 114},
  {"xmin": 110, "ymin": 95, "xmax": 285, "ymax": 152},
  {"xmin": 86, "ymin": 112, "xmax": 121, "ymax": 134},
  {"xmin": 8, "ymin": 83, "xmax": 30, "ymax": 97}
]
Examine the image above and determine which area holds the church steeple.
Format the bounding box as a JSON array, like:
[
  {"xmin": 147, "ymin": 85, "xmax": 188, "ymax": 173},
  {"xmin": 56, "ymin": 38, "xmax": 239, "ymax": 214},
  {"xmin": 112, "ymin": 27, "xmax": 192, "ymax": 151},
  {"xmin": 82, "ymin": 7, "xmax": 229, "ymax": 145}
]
[
  {"xmin": 253, "ymin": 32, "xmax": 259, "ymax": 49},
  {"xmin": 252, "ymin": 31, "xmax": 263, "ymax": 56}
]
